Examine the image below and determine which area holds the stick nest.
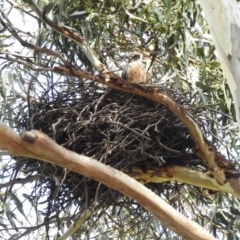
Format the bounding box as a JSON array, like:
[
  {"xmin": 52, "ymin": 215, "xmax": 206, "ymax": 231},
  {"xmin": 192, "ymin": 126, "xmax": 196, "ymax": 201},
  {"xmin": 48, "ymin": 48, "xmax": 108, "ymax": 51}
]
[{"xmin": 14, "ymin": 78, "xmax": 211, "ymax": 219}]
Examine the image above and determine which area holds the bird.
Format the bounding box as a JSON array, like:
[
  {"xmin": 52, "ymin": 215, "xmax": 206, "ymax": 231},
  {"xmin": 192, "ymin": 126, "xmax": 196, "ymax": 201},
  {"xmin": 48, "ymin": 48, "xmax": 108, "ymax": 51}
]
[{"xmin": 122, "ymin": 52, "xmax": 152, "ymax": 83}]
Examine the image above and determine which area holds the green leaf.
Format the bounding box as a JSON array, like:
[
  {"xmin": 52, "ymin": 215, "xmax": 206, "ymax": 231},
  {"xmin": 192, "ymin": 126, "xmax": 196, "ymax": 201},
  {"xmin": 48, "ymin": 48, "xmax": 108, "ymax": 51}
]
[
  {"xmin": 8, "ymin": 192, "xmax": 31, "ymax": 225},
  {"xmin": 162, "ymin": 0, "xmax": 172, "ymax": 23}
]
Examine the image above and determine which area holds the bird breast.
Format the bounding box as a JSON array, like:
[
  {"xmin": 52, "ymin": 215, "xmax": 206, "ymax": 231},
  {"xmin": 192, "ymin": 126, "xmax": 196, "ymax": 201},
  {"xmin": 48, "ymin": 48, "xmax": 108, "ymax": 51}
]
[{"xmin": 127, "ymin": 61, "xmax": 148, "ymax": 83}]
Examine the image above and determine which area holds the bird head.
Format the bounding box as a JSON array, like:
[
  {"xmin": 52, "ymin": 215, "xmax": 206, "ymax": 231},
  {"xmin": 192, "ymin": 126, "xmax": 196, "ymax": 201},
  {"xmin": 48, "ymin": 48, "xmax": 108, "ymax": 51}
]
[{"xmin": 129, "ymin": 52, "xmax": 142, "ymax": 62}]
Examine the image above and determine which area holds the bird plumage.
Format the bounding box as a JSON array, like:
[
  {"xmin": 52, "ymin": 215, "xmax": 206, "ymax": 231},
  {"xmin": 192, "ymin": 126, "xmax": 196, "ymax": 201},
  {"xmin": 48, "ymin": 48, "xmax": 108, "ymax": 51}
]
[{"xmin": 122, "ymin": 52, "xmax": 151, "ymax": 83}]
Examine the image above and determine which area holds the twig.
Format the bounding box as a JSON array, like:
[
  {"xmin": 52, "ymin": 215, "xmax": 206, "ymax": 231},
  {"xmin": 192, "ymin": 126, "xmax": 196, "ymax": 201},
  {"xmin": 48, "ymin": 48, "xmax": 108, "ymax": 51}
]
[{"xmin": 156, "ymin": 136, "xmax": 181, "ymax": 154}]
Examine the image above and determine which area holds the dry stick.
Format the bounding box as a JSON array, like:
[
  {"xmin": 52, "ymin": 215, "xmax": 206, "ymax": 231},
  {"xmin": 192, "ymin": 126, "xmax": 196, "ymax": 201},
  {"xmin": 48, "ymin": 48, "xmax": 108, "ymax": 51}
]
[{"xmin": 0, "ymin": 122, "xmax": 214, "ymax": 240}]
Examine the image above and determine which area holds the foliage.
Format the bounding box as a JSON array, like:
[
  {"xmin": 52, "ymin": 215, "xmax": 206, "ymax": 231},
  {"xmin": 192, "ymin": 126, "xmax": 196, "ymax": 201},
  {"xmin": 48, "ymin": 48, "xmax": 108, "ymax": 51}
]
[{"xmin": 0, "ymin": 0, "xmax": 240, "ymax": 239}]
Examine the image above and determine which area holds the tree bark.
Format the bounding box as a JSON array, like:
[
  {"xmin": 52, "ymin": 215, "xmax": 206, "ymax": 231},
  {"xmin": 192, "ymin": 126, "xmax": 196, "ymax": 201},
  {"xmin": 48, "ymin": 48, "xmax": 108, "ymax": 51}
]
[
  {"xmin": 199, "ymin": 0, "xmax": 240, "ymax": 129},
  {"xmin": 0, "ymin": 122, "xmax": 214, "ymax": 240}
]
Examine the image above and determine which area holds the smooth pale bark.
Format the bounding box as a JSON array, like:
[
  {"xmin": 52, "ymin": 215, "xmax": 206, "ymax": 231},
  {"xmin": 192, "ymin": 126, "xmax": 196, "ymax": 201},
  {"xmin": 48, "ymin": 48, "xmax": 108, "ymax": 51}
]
[
  {"xmin": 0, "ymin": 122, "xmax": 214, "ymax": 240},
  {"xmin": 199, "ymin": 0, "xmax": 240, "ymax": 129},
  {"xmin": 130, "ymin": 166, "xmax": 240, "ymax": 198}
]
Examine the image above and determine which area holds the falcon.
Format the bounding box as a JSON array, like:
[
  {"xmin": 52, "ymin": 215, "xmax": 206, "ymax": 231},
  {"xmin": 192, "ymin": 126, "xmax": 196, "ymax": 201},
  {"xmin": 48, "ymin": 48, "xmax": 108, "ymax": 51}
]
[{"xmin": 122, "ymin": 52, "xmax": 151, "ymax": 83}]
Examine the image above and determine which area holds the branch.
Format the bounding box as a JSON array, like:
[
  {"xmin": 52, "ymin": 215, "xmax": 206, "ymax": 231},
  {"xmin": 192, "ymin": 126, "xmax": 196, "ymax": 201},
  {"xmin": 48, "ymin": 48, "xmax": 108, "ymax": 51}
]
[
  {"xmin": 6, "ymin": 0, "xmax": 39, "ymax": 20},
  {"xmin": 18, "ymin": 1, "xmax": 240, "ymax": 197},
  {"xmin": 130, "ymin": 166, "xmax": 239, "ymax": 195},
  {"xmin": 51, "ymin": 65, "xmax": 240, "ymax": 198},
  {"xmin": 0, "ymin": 122, "xmax": 214, "ymax": 240},
  {"xmin": 0, "ymin": 9, "xmax": 71, "ymax": 66},
  {"xmin": 0, "ymin": 53, "xmax": 64, "ymax": 74},
  {"xmin": 2, "ymin": 47, "xmax": 239, "ymax": 199},
  {"xmin": 22, "ymin": 0, "xmax": 108, "ymax": 73}
]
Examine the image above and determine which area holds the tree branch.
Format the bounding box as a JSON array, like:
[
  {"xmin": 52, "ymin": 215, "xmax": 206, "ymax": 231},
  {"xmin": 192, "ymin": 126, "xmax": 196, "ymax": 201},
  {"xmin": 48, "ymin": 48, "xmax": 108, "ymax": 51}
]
[
  {"xmin": 22, "ymin": 0, "xmax": 108, "ymax": 73},
  {"xmin": 1, "ymin": 46, "xmax": 239, "ymax": 199},
  {"xmin": 18, "ymin": 1, "xmax": 240, "ymax": 198},
  {"xmin": 52, "ymin": 64, "xmax": 240, "ymax": 197},
  {"xmin": 0, "ymin": 9, "xmax": 71, "ymax": 66},
  {"xmin": 130, "ymin": 166, "xmax": 239, "ymax": 195},
  {"xmin": 0, "ymin": 122, "xmax": 214, "ymax": 240}
]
